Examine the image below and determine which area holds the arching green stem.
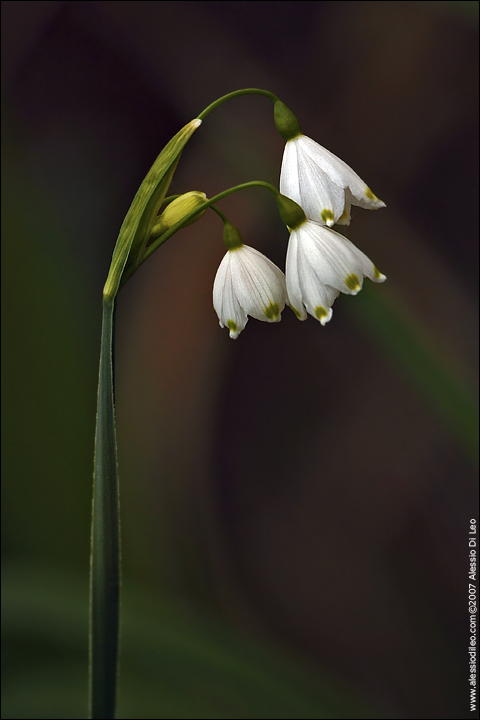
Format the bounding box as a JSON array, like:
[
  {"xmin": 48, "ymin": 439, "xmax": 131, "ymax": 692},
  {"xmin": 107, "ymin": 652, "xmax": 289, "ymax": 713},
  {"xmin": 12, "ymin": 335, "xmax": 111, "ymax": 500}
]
[
  {"xmin": 209, "ymin": 204, "xmax": 229, "ymax": 224},
  {"xmin": 197, "ymin": 88, "xmax": 278, "ymax": 121}
]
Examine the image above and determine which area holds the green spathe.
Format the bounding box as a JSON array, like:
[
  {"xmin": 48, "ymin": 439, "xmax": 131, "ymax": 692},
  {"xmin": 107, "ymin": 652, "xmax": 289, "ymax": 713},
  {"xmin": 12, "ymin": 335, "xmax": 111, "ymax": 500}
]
[{"xmin": 104, "ymin": 119, "xmax": 202, "ymax": 300}]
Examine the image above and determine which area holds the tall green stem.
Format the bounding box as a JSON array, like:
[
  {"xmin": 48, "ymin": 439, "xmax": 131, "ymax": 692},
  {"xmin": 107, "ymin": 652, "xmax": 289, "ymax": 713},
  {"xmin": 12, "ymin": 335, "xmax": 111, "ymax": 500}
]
[{"xmin": 89, "ymin": 298, "xmax": 120, "ymax": 719}]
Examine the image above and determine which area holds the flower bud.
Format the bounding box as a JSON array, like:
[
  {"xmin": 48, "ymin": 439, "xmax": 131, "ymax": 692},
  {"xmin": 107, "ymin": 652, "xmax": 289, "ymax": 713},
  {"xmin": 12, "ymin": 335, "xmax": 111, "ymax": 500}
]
[{"xmin": 152, "ymin": 191, "xmax": 207, "ymax": 236}]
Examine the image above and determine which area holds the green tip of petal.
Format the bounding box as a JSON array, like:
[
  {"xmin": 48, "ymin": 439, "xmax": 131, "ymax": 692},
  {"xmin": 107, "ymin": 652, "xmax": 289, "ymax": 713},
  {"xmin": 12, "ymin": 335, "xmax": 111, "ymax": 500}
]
[
  {"xmin": 321, "ymin": 209, "xmax": 335, "ymax": 225},
  {"xmin": 264, "ymin": 303, "xmax": 280, "ymax": 320},
  {"xmin": 365, "ymin": 188, "xmax": 385, "ymax": 207},
  {"xmin": 315, "ymin": 306, "xmax": 328, "ymax": 320},
  {"xmin": 337, "ymin": 206, "xmax": 351, "ymax": 225},
  {"xmin": 291, "ymin": 305, "xmax": 303, "ymax": 320},
  {"xmin": 315, "ymin": 306, "xmax": 332, "ymax": 325},
  {"xmin": 373, "ymin": 266, "xmax": 387, "ymax": 282},
  {"xmin": 345, "ymin": 274, "xmax": 361, "ymax": 292},
  {"xmin": 227, "ymin": 320, "xmax": 237, "ymax": 332}
]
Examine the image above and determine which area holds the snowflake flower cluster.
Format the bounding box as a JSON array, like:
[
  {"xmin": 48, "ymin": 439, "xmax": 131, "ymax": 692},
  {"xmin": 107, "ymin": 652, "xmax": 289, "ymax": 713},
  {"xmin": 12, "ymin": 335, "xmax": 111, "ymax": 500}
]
[{"xmin": 213, "ymin": 131, "xmax": 386, "ymax": 338}]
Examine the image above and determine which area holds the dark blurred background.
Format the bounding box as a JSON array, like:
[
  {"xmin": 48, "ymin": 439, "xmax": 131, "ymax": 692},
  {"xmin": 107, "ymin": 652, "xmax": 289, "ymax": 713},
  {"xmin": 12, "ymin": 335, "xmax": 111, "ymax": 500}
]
[{"xmin": 2, "ymin": 2, "xmax": 479, "ymax": 718}]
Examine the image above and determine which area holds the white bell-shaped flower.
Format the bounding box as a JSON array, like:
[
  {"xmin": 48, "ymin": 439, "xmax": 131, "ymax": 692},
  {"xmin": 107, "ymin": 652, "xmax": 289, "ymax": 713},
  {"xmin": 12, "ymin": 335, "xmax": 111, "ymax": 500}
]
[
  {"xmin": 213, "ymin": 244, "xmax": 287, "ymax": 339},
  {"xmin": 286, "ymin": 220, "xmax": 386, "ymax": 324},
  {"xmin": 280, "ymin": 134, "xmax": 385, "ymax": 228}
]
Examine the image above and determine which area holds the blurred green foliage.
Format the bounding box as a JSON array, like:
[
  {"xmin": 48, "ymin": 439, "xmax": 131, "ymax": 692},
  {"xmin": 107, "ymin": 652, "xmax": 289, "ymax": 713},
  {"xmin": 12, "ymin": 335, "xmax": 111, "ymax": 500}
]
[
  {"xmin": 2, "ymin": 115, "xmax": 95, "ymax": 569},
  {"xmin": 353, "ymin": 287, "xmax": 479, "ymax": 468},
  {"xmin": 2, "ymin": 563, "xmax": 376, "ymax": 719}
]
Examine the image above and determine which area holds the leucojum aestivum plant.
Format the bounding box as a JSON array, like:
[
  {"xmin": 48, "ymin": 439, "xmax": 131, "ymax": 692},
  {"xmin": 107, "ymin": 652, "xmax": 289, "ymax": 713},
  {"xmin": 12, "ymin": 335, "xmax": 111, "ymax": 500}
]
[{"xmin": 90, "ymin": 88, "xmax": 386, "ymax": 719}]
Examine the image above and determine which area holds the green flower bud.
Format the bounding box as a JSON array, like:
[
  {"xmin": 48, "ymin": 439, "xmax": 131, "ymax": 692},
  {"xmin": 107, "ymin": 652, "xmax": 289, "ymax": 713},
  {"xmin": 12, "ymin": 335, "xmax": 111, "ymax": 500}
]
[
  {"xmin": 274, "ymin": 100, "xmax": 302, "ymax": 141},
  {"xmin": 152, "ymin": 191, "xmax": 207, "ymax": 236},
  {"xmin": 223, "ymin": 220, "xmax": 243, "ymax": 250},
  {"xmin": 276, "ymin": 193, "xmax": 306, "ymax": 230}
]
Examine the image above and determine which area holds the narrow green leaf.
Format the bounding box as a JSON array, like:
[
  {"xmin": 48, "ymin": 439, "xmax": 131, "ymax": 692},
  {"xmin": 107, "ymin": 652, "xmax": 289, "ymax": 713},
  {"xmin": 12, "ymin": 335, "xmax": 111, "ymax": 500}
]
[
  {"xmin": 4, "ymin": 563, "xmax": 380, "ymax": 720},
  {"xmin": 104, "ymin": 119, "xmax": 201, "ymax": 300},
  {"xmin": 90, "ymin": 299, "xmax": 119, "ymax": 719}
]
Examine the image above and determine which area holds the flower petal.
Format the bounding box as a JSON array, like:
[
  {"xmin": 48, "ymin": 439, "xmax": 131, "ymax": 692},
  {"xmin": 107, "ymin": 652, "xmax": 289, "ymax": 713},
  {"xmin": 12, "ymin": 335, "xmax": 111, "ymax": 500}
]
[
  {"xmin": 295, "ymin": 223, "xmax": 362, "ymax": 295},
  {"xmin": 319, "ymin": 227, "xmax": 387, "ymax": 285},
  {"xmin": 298, "ymin": 135, "xmax": 386, "ymax": 211},
  {"xmin": 295, "ymin": 139, "xmax": 345, "ymax": 226},
  {"xmin": 231, "ymin": 246, "xmax": 287, "ymax": 323},
  {"xmin": 213, "ymin": 252, "xmax": 248, "ymax": 338},
  {"xmin": 336, "ymin": 199, "xmax": 351, "ymax": 226},
  {"xmin": 279, "ymin": 140, "xmax": 301, "ymax": 209},
  {"xmin": 295, "ymin": 221, "xmax": 386, "ymax": 296},
  {"xmin": 295, "ymin": 232, "xmax": 339, "ymax": 323},
  {"xmin": 280, "ymin": 139, "xmax": 345, "ymax": 227},
  {"xmin": 285, "ymin": 231, "xmax": 308, "ymax": 320},
  {"xmin": 286, "ymin": 228, "xmax": 339, "ymax": 325}
]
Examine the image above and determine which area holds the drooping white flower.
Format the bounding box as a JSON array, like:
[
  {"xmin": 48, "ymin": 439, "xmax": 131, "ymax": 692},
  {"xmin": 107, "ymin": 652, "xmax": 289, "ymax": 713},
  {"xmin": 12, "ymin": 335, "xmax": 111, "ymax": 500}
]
[
  {"xmin": 280, "ymin": 134, "xmax": 385, "ymax": 228},
  {"xmin": 286, "ymin": 220, "xmax": 386, "ymax": 324},
  {"xmin": 213, "ymin": 244, "xmax": 287, "ymax": 339}
]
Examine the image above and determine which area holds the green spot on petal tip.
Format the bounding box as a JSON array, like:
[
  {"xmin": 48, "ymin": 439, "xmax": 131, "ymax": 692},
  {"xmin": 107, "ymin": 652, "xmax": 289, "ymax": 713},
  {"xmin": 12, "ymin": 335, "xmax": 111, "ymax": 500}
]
[
  {"xmin": 315, "ymin": 306, "xmax": 328, "ymax": 320},
  {"xmin": 373, "ymin": 266, "xmax": 387, "ymax": 282},
  {"xmin": 345, "ymin": 274, "xmax": 360, "ymax": 291},
  {"xmin": 264, "ymin": 303, "xmax": 280, "ymax": 320}
]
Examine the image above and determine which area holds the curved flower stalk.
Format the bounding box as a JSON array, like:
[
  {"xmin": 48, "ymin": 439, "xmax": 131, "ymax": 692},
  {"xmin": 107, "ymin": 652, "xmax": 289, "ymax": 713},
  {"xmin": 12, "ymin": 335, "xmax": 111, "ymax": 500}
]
[
  {"xmin": 286, "ymin": 221, "xmax": 386, "ymax": 323},
  {"xmin": 212, "ymin": 219, "xmax": 287, "ymax": 339},
  {"xmin": 280, "ymin": 135, "xmax": 385, "ymax": 228}
]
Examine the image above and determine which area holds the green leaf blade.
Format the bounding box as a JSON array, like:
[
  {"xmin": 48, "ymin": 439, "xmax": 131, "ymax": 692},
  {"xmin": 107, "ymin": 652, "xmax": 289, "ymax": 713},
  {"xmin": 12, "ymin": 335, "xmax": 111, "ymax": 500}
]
[{"xmin": 90, "ymin": 299, "xmax": 120, "ymax": 719}]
